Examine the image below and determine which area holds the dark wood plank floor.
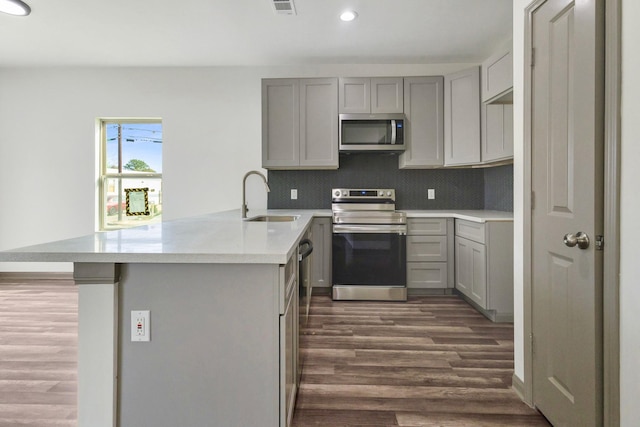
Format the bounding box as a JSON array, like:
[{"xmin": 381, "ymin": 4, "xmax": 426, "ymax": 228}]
[
  {"xmin": 0, "ymin": 278, "xmax": 551, "ymax": 426},
  {"xmin": 0, "ymin": 278, "xmax": 77, "ymax": 427},
  {"xmin": 293, "ymin": 295, "xmax": 551, "ymax": 427}
]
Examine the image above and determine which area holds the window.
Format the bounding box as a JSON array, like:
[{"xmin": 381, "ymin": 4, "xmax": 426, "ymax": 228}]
[{"xmin": 99, "ymin": 119, "xmax": 162, "ymax": 230}]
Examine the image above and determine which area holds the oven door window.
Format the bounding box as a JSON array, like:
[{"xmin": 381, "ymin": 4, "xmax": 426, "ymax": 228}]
[{"xmin": 332, "ymin": 232, "xmax": 406, "ymax": 286}]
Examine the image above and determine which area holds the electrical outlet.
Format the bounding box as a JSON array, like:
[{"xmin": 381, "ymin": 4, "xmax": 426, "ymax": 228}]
[
  {"xmin": 131, "ymin": 310, "xmax": 150, "ymax": 342},
  {"xmin": 428, "ymin": 189, "xmax": 436, "ymax": 200},
  {"xmin": 291, "ymin": 189, "xmax": 298, "ymax": 200}
]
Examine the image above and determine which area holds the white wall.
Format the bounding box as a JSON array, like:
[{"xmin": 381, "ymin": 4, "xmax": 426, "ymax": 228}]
[
  {"xmin": 512, "ymin": 0, "xmax": 528, "ymax": 383},
  {"xmin": 0, "ymin": 63, "xmax": 474, "ymax": 272},
  {"xmin": 619, "ymin": 0, "xmax": 640, "ymax": 423}
]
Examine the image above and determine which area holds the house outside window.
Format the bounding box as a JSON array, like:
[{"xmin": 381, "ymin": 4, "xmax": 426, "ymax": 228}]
[{"xmin": 99, "ymin": 119, "xmax": 162, "ymax": 231}]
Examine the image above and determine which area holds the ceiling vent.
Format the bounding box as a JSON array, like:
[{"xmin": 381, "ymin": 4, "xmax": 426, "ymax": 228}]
[{"xmin": 271, "ymin": 0, "xmax": 296, "ymax": 15}]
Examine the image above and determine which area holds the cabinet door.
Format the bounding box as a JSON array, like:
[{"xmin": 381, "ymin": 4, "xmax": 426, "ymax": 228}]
[
  {"xmin": 299, "ymin": 79, "xmax": 339, "ymax": 168},
  {"xmin": 482, "ymin": 50, "xmax": 513, "ymax": 103},
  {"xmin": 311, "ymin": 217, "xmax": 332, "ymax": 288},
  {"xmin": 280, "ymin": 278, "xmax": 297, "ymax": 427},
  {"xmin": 262, "ymin": 79, "xmax": 300, "ymax": 168},
  {"xmin": 454, "ymin": 236, "xmax": 486, "ymax": 307},
  {"xmin": 338, "ymin": 77, "xmax": 370, "ymax": 113},
  {"xmin": 399, "ymin": 76, "xmax": 444, "ymax": 168},
  {"xmin": 371, "ymin": 77, "xmax": 403, "ymax": 113},
  {"xmin": 444, "ymin": 67, "xmax": 481, "ymax": 166},
  {"xmin": 482, "ymin": 103, "xmax": 513, "ymax": 163}
]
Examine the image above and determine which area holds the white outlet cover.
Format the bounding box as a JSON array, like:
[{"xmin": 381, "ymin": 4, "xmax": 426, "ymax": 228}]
[
  {"xmin": 291, "ymin": 189, "xmax": 298, "ymax": 200},
  {"xmin": 428, "ymin": 189, "xmax": 436, "ymax": 200},
  {"xmin": 131, "ymin": 310, "xmax": 150, "ymax": 342}
]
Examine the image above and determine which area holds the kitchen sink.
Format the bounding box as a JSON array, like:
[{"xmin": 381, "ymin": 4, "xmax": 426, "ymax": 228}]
[{"xmin": 245, "ymin": 215, "xmax": 300, "ymax": 222}]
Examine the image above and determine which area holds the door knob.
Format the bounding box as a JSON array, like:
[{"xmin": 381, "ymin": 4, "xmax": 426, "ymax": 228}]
[{"xmin": 563, "ymin": 232, "xmax": 590, "ymax": 249}]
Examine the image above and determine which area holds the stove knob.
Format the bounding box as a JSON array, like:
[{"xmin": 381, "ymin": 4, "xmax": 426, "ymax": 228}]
[
  {"xmin": 334, "ymin": 190, "xmax": 341, "ymax": 197},
  {"xmin": 378, "ymin": 190, "xmax": 384, "ymax": 196},
  {"xmin": 387, "ymin": 191, "xmax": 392, "ymax": 197},
  {"xmin": 342, "ymin": 191, "xmax": 347, "ymax": 196}
]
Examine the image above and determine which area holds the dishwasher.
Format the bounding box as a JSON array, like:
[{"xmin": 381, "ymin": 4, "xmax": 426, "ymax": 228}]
[
  {"xmin": 298, "ymin": 237, "xmax": 313, "ymax": 326},
  {"xmin": 297, "ymin": 237, "xmax": 313, "ymax": 386}
]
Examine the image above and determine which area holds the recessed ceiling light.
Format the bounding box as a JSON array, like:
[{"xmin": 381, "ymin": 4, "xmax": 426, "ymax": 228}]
[
  {"xmin": 0, "ymin": 0, "xmax": 31, "ymax": 16},
  {"xmin": 340, "ymin": 10, "xmax": 358, "ymax": 22}
]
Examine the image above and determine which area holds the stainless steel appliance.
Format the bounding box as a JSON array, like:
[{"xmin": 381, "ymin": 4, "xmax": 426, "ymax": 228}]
[
  {"xmin": 331, "ymin": 188, "xmax": 407, "ymax": 301},
  {"xmin": 297, "ymin": 236, "xmax": 313, "ymax": 386},
  {"xmin": 298, "ymin": 237, "xmax": 313, "ymax": 325},
  {"xmin": 339, "ymin": 113, "xmax": 405, "ymax": 152}
]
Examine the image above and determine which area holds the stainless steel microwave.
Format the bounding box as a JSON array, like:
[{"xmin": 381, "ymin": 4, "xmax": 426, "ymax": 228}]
[{"xmin": 339, "ymin": 113, "xmax": 405, "ymax": 152}]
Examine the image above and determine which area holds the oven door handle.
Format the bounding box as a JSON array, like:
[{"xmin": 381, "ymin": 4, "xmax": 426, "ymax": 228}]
[{"xmin": 332, "ymin": 224, "xmax": 407, "ymax": 235}]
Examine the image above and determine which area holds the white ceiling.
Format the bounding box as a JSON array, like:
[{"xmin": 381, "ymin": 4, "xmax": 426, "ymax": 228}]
[{"xmin": 0, "ymin": 0, "xmax": 513, "ymax": 67}]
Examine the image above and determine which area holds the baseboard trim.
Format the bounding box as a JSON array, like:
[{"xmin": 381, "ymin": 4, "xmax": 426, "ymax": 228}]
[
  {"xmin": 454, "ymin": 290, "xmax": 514, "ymax": 323},
  {"xmin": 0, "ymin": 272, "xmax": 74, "ymax": 281},
  {"xmin": 512, "ymin": 373, "xmax": 531, "ymax": 406}
]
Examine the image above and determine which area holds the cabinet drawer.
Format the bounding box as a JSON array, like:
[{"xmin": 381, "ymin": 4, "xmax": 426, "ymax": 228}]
[
  {"xmin": 407, "ymin": 236, "xmax": 447, "ymax": 262},
  {"xmin": 407, "ymin": 218, "xmax": 447, "ymax": 235},
  {"xmin": 455, "ymin": 220, "xmax": 486, "ymax": 244},
  {"xmin": 407, "ymin": 262, "xmax": 448, "ymax": 289}
]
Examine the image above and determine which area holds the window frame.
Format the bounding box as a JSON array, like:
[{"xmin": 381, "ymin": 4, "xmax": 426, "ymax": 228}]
[{"xmin": 98, "ymin": 118, "xmax": 163, "ymax": 231}]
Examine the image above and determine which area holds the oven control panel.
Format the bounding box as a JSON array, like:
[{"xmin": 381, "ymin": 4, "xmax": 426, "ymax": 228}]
[{"xmin": 332, "ymin": 188, "xmax": 395, "ymax": 201}]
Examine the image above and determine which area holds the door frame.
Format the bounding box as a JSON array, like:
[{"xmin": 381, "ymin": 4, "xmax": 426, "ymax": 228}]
[{"xmin": 521, "ymin": 0, "xmax": 621, "ymax": 425}]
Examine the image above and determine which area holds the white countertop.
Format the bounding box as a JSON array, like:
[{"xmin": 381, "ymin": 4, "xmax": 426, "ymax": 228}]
[
  {"xmin": 0, "ymin": 208, "xmax": 510, "ymax": 265},
  {"xmin": 403, "ymin": 210, "xmax": 513, "ymax": 222},
  {"xmin": 0, "ymin": 210, "xmax": 327, "ymax": 265}
]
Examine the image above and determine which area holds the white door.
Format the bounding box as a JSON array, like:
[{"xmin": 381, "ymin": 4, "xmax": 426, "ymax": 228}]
[{"xmin": 531, "ymin": 0, "xmax": 604, "ymax": 425}]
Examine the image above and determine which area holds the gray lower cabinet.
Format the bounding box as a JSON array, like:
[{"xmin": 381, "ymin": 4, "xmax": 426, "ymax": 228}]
[
  {"xmin": 280, "ymin": 255, "xmax": 298, "ymax": 427},
  {"xmin": 454, "ymin": 219, "xmax": 514, "ymax": 322},
  {"xmin": 406, "ymin": 218, "xmax": 454, "ymax": 290},
  {"xmin": 310, "ymin": 217, "xmax": 332, "ymax": 289},
  {"xmin": 338, "ymin": 77, "xmax": 404, "ymax": 113},
  {"xmin": 444, "ymin": 67, "xmax": 481, "ymax": 166},
  {"xmin": 399, "ymin": 76, "xmax": 445, "ymax": 168},
  {"xmin": 262, "ymin": 78, "xmax": 338, "ymax": 169}
]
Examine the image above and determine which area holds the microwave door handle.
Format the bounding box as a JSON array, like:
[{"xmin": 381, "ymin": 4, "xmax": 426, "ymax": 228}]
[{"xmin": 391, "ymin": 120, "xmax": 397, "ymax": 144}]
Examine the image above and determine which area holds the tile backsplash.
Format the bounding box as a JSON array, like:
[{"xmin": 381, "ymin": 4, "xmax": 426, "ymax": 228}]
[{"xmin": 268, "ymin": 154, "xmax": 513, "ymax": 211}]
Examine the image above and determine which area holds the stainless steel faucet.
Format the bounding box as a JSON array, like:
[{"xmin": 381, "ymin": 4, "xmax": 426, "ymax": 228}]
[{"xmin": 242, "ymin": 170, "xmax": 270, "ymax": 218}]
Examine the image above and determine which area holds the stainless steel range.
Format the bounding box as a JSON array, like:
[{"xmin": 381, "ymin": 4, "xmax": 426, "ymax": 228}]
[{"xmin": 331, "ymin": 188, "xmax": 407, "ymax": 301}]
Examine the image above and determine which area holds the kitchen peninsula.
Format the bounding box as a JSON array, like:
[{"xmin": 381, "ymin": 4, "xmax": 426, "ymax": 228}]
[
  {"xmin": 0, "ymin": 208, "xmax": 512, "ymax": 427},
  {"xmin": 0, "ymin": 209, "xmax": 323, "ymax": 427}
]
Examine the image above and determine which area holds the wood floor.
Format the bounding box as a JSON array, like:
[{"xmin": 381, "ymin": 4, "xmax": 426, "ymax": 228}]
[
  {"xmin": 0, "ymin": 278, "xmax": 77, "ymax": 427},
  {"xmin": 293, "ymin": 295, "xmax": 551, "ymax": 427},
  {"xmin": 0, "ymin": 278, "xmax": 550, "ymax": 426}
]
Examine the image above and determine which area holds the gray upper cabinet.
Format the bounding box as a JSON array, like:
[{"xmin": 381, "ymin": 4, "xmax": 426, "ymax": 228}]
[
  {"xmin": 262, "ymin": 78, "xmax": 338, "ymax": 170},
  {"xmin": 338, "ymin": 77, "xmax": 403, "ymax": 113},
  {"xmin": 299, "ymin": 79, "xmax": 339, "ymax": 168},
  {"xmin": 399, "ymin": 76, "xmax": 444, "ymax": 168},
  {"xmin": 444, "ymin": 67, "xmax": 481, "ymax": 166},
  {"xmin": 262, "ymin": 79, "xmax": 299, "ymax": 168},
  {"xmin": 482, "ymin": 103, "xmax": 514, "ymax": 163},
  {"xmin": 481, "ymin": 49, "xmax": 513, "ymax": 103}
]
